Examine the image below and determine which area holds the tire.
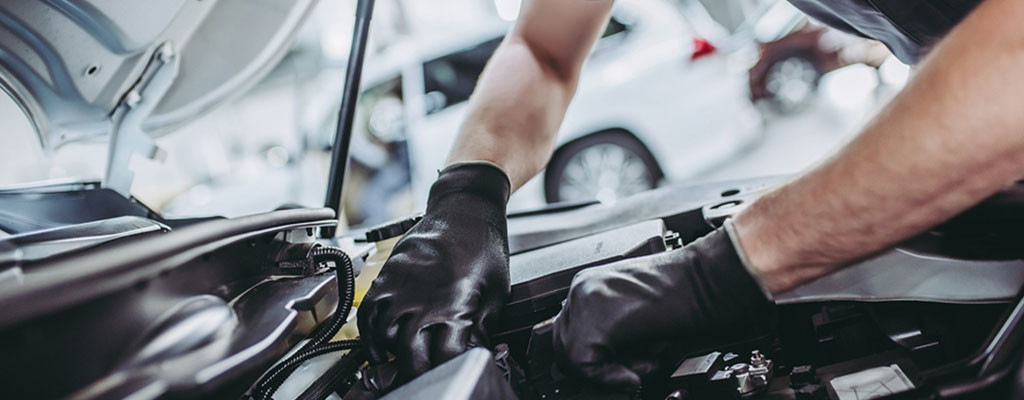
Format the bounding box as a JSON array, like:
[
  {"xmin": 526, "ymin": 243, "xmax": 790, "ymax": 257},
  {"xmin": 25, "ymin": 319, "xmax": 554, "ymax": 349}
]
[
  {"xmin": 544, "ymin": 131, "xmax": 661, "ymax": 204},
  {"xmin": 763, "ymin": 54, "xmax": 822, "ymax": 114}
]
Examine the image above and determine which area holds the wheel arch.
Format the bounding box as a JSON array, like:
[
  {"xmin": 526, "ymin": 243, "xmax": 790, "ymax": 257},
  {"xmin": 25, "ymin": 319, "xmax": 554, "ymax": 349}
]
[
  {"xmin": 543, "ymin": 127, "xmax": 664, "ymax": 203},
  {"xmin": 750, "ymin": 47, "xmax": 827, "ymax": 101}
]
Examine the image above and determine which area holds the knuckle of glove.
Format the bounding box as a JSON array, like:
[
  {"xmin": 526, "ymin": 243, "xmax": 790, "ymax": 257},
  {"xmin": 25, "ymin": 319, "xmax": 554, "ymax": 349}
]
[
  {"xmin": 567, "ymin": 268, "xmax": 621, "ymax": 314},
  {"xmin": 556, "ymin": 300, "xmax": 608, "ymax": 368},
  {"xmin": 555, "ymin": 331, "xmax": 637, "ymax": 391}
]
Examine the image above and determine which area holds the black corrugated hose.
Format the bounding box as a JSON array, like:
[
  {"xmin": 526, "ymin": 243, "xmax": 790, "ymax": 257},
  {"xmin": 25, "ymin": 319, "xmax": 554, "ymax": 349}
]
[
  {"xmin": 306, "ymin": 246, "xmax": 356, "ymax": 349},
  {"xmin": 297, "ymin": 347, "xmax": 370, "ymax": 400},
  {"xmin": 249, "ymin": 245, "xmax": 361, "ymax": 400},
  {"xmin": 256, "ymin": 341, "xmax": 364, "ymax": 399}
]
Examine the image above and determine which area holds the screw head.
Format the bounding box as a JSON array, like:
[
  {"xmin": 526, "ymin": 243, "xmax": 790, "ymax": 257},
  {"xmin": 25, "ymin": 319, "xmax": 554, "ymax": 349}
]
[
  {"xmin": 125, "ymin": 91, "xmax": 142, "ymax": 108},
  {"xmin": 157, "ymin": 44, "xmax": 175, "ymax": 62}
]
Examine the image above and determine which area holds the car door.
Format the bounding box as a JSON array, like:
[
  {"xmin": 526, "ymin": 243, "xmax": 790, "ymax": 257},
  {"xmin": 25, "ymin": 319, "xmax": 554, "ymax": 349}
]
[{"xmin": 404, "ymin": 35, "xmax": 505, "ymax": 207}]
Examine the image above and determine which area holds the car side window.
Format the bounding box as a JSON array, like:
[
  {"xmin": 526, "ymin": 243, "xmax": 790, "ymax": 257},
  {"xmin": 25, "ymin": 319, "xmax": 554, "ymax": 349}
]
[
  {"xmin": 602, "ymin": 16, "xmax": 629, "ymax": 38},
  {"xmin": 422, "ymin": 16, "xmax": 630, "ymax": 115},
  {"xmin": 361, "ymin": 76, "xmax": 405, "ymax": 143},
  {"xmin": 423, "ymin": 36, "xmax": 504, "ymax": 114}
]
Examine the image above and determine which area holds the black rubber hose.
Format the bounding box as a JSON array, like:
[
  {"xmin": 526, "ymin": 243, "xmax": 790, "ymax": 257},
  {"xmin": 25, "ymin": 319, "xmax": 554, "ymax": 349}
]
[
  {"xmin": 251, "ymin": 246, "xmax": 356, "ymax": 399},
  {"xmin": 306, "ymin": 246, "xmax": 356, "ymax": 349},
  {"xmin": 297, "ymin": 347, "xmax": 370, "ymax": 400},
  {"xmin": 257, "ymin": 340, "xmax": 364, "ymax": 400}
]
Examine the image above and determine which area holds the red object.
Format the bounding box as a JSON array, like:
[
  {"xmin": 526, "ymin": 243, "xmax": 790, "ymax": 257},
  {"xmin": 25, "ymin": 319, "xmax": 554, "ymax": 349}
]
[{"xmin": 691, "ymin": 37, "xmax": 716, "ymax": 60}]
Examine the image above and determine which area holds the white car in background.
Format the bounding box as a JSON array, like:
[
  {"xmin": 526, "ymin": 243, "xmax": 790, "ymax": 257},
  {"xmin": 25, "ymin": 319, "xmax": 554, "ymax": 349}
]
[
  {"xmin": 164, "ymin": 0, "xmax": 765, "ymax": 219},
  {"xmin": 388, "ymin": 0, "xmax": 764, "ymax": 209}
]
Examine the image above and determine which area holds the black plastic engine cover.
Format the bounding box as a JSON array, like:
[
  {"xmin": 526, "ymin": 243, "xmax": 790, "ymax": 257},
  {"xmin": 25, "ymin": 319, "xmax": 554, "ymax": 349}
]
[{"xmin": 378, "ymin": 348, "xmax": 518, "ymax": 400}]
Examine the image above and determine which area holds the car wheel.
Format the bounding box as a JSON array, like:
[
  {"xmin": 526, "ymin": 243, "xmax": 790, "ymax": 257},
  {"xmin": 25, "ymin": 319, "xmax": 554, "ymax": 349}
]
[
  {"xmin": 764, "ymin": 54, "xmax": 821, "ymax": 113},
  {"xmin": 544, "ymin": 131, "xmax": 661, "ymax": 204}
]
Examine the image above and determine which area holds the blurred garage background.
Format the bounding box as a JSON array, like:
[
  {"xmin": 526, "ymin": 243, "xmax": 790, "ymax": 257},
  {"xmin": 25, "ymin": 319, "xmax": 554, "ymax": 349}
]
[{"xmin": 0, "ymin": 0, "xmax": 911, "ymax": 228}]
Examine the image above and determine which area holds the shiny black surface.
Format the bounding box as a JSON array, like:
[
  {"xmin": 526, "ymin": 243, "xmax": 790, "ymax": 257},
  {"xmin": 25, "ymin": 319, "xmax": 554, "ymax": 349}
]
[
  {"xmin": 0, "ymin": 184, "xmax": 155, "ymax": 234},
  {"xmin": 0, "ymin": 208, "xmax": 338, "ymax": 399},
  {"xmin": 0, "ymin": 216, "xmax": 168, "ymax": 268}
]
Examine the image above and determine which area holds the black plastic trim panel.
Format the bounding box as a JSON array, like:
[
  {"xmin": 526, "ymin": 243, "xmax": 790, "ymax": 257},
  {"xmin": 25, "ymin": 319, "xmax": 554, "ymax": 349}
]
[{"xmin": 0, "ymin": 208, "xmax": 336, "ymax": 327}]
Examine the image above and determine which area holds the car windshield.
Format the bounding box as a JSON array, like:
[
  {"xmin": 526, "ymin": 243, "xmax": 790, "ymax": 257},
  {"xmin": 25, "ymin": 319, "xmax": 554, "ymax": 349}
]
[{"xmin": 0, "ymin": 0, "xmax": 909, "ymax": 230}]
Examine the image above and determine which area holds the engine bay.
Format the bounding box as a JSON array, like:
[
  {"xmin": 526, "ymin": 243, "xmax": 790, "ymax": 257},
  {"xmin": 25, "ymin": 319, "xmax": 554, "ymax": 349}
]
[{"xmin": 2, "ymin": 177, "xmax": 1024, "ymax": 399}]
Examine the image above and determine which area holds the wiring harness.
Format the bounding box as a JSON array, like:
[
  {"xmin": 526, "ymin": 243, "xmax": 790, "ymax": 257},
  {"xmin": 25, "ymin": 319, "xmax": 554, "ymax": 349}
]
[{"xmin": 248, "ymin": 246, "xmax": 365, "ymax": 400}]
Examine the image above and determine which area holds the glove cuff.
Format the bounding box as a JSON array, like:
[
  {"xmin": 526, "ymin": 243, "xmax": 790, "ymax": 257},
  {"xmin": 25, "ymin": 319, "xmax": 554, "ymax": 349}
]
[
  {"xmin": 429, "ymin": 162, "xmax": 512, "ymax": 208},
  {"xmin": 440, "ymin": 161, "xmax": 512, "ymax": 186},
  {"xmin": 723, "ymin": 219, "xmax": 774, "ymax": 301},
  {"xmin": 689, "ymin": 228, "xmax": 776, "ymax": 324}
]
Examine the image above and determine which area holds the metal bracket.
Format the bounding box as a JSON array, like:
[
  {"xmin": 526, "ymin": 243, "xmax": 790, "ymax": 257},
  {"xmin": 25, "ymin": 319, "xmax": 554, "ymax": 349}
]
[{"xmin": 102, "ymin": 42, "xmax": 179, "ymax": 196}]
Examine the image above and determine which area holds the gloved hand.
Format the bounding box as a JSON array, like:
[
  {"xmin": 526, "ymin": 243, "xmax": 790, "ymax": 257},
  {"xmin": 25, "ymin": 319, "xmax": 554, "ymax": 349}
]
[
  {"xmin": 358, "ymin": 162, "xmax": 511, "ymax": 381},
  {"xmin": 552, "ymin": 225, "xmax": 775, "ymax": 391}
]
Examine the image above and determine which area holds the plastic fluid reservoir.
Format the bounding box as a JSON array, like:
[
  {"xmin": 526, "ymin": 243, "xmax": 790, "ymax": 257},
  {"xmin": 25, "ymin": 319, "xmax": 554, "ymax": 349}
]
[{"xmin": 353, "ymin": 215, "xmax": 422, "ymax": 307}]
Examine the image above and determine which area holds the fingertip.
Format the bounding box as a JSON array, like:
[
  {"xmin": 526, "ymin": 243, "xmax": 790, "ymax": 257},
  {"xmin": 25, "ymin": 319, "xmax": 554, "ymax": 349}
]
[
  {"xmin": 356, "ymin": 297, "xmax": 379, "ymax": 337},
  {"xmin": 628, "ymin": 359, "xmax": 660, "ymax": 377},
  {"xmin": 398, "ymin": 327, "xmax": 434, "ymax": 380},
  {"xmin": 357, "ymin": 300, "xmax": 400, "ymax": 366},
  {"xmin": 356, "ymin": 318, "xmax": 383, "ymax": 363},
  {"xmin": 366, "ymin": 344, "xmax": 389, "ymax": 365},
  {"xmin": 430, "ymin": 329, "xmax": 470, "ymax": 366},
  {"xmin": 581, "ymin": 363, "xmax": 642, "ymax": 392}
]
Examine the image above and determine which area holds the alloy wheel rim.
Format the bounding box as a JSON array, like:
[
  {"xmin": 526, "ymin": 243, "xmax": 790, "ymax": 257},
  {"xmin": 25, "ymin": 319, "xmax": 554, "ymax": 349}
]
[
  {"xmin": 558, "ymin": 143, "xmax": 652, "ymax": 203},
  {"xmin": 765, "ymin": 57, "xmax": 818, "ymax": 111}
]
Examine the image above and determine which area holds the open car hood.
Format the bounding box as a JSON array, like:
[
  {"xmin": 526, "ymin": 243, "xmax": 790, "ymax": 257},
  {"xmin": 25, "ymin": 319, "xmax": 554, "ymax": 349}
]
[{"xmin": 0, "ymin": 0, "xmax": 316, "ymax": 150}]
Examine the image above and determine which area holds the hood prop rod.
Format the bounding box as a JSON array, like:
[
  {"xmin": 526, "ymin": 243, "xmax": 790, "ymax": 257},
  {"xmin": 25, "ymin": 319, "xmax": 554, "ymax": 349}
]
[{"xmin": 322, "ymin": 0, "xmax": 376, "ymax": 238}]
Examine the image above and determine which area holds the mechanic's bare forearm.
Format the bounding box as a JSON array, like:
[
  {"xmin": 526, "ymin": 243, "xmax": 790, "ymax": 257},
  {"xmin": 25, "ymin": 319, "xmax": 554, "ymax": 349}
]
[
  {"xmin": 733, "ymin": 0, "xmax": 1024, "ymax": 293},
  {"xmin": 447, "ymin": 0, "xmax": 612, "ymax": 190},
  {"xmin": 446, "ymin": 39, "xmax": 577, "ymax": 189}
]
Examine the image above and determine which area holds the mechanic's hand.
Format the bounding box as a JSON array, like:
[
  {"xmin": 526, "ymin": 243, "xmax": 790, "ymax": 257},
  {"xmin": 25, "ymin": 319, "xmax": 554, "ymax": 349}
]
[
  {"xmin": 552, "ymin": 226, "xmax": 775, "ymax": 391},
  {"xmin": 358, "ymin": 162, "xmax": 511, "ymax": 381}
]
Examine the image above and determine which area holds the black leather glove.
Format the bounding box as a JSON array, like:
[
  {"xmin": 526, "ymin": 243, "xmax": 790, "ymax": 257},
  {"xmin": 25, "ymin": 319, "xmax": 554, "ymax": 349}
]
[
  {"xmin": 358, "ymin": 162, "xmax": 511, "ymax": 381},
  {"xmin": 552, "ymin": 226, "xmax": 775, "ymax": 391}
]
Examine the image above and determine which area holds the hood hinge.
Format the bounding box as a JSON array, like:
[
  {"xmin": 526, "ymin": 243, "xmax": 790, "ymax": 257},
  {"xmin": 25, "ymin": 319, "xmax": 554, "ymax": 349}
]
[{"xmin": 102, "ymin": 41, "xmax": 179, "ymax": 197}]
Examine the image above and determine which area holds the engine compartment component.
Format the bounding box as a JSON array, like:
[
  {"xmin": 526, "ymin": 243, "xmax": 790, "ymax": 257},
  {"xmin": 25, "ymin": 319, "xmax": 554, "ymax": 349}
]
[
  {"xmin": 829, "ymin": 365, "xmax": 915, "ymax": 400},
  {"xmin": 376, "ymin": 348, "xmax": 518, "ymax": 400},
  {"xmin": 0, "ymin": 206, "xmax": 347, "ymax": 399}
]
